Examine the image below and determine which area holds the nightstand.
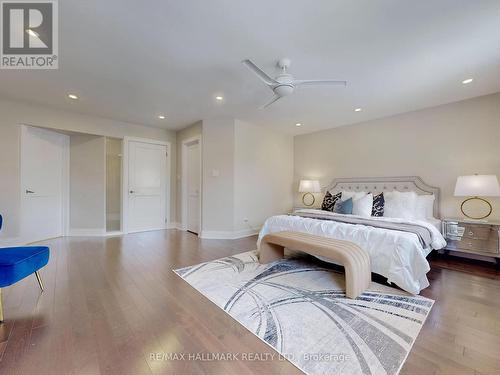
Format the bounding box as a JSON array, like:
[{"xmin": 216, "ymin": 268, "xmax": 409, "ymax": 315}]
[{"xmin": 442, "ymin": 218, "xmax": 500, "ymax": 265}]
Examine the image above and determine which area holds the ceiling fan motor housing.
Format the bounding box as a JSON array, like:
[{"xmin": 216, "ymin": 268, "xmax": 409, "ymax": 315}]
[
  {"xmin": 274, "ymin": 84, "xmax": 294, "ymax": 96},
  {"xmin": 273, "ymin": 73, "xmax": 294, "ymax": 96}
]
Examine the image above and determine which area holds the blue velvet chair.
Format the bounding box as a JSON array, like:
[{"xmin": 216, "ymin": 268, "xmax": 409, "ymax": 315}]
[{"xmin": 0, "ymin": 215, "xmax": 50, "ymax": 322}]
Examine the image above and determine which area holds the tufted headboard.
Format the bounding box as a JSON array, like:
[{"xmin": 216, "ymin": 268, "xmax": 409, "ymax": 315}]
[{"xmin": 324, "ymin": 176, "xmax": 440, "ymax": 218}]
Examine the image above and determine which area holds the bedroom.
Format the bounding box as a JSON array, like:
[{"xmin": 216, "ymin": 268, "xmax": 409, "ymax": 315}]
[{"xmin": 0, "ymin": 1, "xmax": 500, "ymax": 374}]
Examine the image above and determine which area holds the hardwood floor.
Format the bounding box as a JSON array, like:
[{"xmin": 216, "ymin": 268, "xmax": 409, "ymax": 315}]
[{"xmin": 0, "ymin": 230, "xmax": 499, "ymax": 375}]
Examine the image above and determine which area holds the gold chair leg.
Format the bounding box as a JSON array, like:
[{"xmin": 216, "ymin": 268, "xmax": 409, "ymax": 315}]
[
  {"xmin": 35, "ymin": 271, "xmax": 44, "ymax": 292},
  {"xmin": 0, "ymin": 273, "xmax": 44, "ymax": 323},
  {"xmin": 0, "ymin": 288, "xmax": 4, "ymax": 323}
]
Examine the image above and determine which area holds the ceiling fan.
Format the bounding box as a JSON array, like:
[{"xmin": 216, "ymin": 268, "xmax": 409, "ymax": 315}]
[{"xmin": 242, "ymin": 58, "xmax": 347, "ymax": 108}]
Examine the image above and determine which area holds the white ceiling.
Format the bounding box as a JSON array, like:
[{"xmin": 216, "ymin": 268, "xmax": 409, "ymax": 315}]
[{"xmin": 1, "ymin": 0, "xmax": 500, "ymax": 134}]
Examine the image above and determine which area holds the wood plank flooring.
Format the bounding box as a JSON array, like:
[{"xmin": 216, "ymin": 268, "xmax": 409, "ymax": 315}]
[{"xmin": 0, "ymin": 230, "xmax": 499, "ymax": 375}]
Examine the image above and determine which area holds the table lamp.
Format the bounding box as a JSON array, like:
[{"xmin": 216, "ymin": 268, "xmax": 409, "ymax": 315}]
[
  {"xmin": 454, "ymin": 174, "xmax": 500, "ymax": 220},
  {"xmin": 298, "ymin": 180, "xmax": 321, "ymax": 207}
]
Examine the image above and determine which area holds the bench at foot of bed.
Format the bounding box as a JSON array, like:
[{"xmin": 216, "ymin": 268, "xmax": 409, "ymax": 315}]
[{"xmin": 259, "ymin": 231, "xmax": 371, "ymax": 299}]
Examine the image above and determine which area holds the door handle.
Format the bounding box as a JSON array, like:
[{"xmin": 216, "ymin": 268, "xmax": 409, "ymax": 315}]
[
  {"xmin": 26, "ymin": 189, "xmax": 35, "ymax": 194},
  {"xmin": 129, "ymin": 190, "xmax": 135, "ymax": 194}
]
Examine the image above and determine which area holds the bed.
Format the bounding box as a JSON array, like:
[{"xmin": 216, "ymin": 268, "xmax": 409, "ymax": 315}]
[{"xmin": 258, "ymin": 176, "xmax": 447, "ymax": 294}]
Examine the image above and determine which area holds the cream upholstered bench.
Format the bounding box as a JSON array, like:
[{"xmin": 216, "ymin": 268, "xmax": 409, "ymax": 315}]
[{"xmin": 259, "ymin": 231, "xmax": 371, "ymax": 299}]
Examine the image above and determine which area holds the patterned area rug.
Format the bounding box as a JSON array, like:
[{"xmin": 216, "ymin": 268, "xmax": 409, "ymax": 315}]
[{"xmin": 174, "ymin": 251, "xmax": 433, "ymax": 375}]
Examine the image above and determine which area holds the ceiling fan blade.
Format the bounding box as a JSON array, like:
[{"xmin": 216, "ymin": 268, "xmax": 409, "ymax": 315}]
[
  {"xmin": 260, "ymin": 95, "xmax": 282, "ymax": 109},
  {"xmin": 293, "ymin": 79, "xmax": 347, "ymax": 87},
  {"xmin": 242, "ymin": 59, "xmax": 278, "ymax": 86}
]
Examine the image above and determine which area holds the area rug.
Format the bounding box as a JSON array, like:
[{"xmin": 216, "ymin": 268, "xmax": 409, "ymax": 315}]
[{"xmin": 174, "ymin": 251, "xmax": 433, "ymax": 375}]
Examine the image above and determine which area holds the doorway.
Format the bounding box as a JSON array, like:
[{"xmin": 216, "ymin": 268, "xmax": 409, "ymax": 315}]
[
  {"xmin": 182, "ymin": 137, "xmax": 201, "ymax": 235},
  {"xmin": 123, "ymin": 138, "xmax": 169, "ymax": 233},
  {"xmin": 20, "ymin": 125, "xmax": 69, "ymax": 243}
]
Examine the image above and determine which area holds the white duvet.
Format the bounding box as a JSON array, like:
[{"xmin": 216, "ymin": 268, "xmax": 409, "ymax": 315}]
[{"xmin": 258, "ymin": 209, "xmax": 447, "ymax": 294}]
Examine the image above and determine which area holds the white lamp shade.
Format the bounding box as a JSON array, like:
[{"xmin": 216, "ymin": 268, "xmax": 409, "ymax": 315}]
[
  {"xmin": 454, "ymin": 175, "xmax": 500, "ymax": 197},
  {"xmin": 298, "ymin": 180, "xmax": 321, "ymax": 193}
]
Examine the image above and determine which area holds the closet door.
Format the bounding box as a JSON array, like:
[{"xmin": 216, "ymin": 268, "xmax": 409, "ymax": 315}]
[{"xmin": 21, "ymin": 125, "xmax": 68, "ymax": 242}]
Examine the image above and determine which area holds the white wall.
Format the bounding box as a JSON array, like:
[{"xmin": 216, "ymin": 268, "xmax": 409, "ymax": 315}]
[
  {"xmin": 200, "ymin": 118, "xmax": 294, "ymax": 238},
  {"xmin": 0, "ymin": 97, "xmax": 176, "ymax": 240},
  {"xmin": 70, "ymin": 134, "xmax": 106, "ymax": 234},
  {"xmin": 201, "ymin": 118, "xmax": 235, "ymax": 234},
  {"xmin": 234, "ymin": 120, "xmax": 294, "ymax": 234},
  {"xmin": 294, "ymin": 93, "xmax": 500, "ymax": 220}
]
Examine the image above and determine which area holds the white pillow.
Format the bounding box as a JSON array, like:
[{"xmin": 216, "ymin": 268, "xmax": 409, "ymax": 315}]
[
  {"xmin": 414, "ymin": 194, "xmax": 435, "ymax": 220},
  {"xmin": 384, "ymin": 191, "xmax": 418, "ymax": 219},
  {"xmin": 340, "ymin": 191, "xmax": 367, "ymax": 201},
  {"xmin": 352, "ymin": 193, "xmax": 373, "ymax": 217}
]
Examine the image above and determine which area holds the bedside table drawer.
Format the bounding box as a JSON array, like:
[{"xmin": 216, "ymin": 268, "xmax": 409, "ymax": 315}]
[
  {"xmin": 461, "ymin": 224, "xmax": 493, "ymax": 240},
  {"xmin": 446, "ymin": 237, "xmax": 499, "ymax": 254}
]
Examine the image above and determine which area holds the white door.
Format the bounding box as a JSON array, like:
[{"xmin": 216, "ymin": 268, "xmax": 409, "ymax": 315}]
[
  {"xmin": 127, "ymin": 140, "xmax": 167, "ymax": 232},
  {"xmin": 21, "ymin": 126, "xmax": 68, "ymax": 242},
  {"xmin": 186, "ymin": 141, "xmax": 201, "ymax": 234}
]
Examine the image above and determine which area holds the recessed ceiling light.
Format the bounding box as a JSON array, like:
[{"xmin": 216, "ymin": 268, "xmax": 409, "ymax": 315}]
[
  {"xmin": 68, "ymin": 94, "xmax": 79, "ymax": 100},
  {"xmin": 158, "ymin": 115, "xmax": 166, "ymax": 120},
  {"xmin": 215, "ymin": 96, "xmax": 224, "ymax": 101},
  {"xmin": 354, "ymin": 108, "xmax": 362, "ymax": 112},
  {"xmin": 462, "ymin": 78, "xmax": 473, "ymax": 84},
  {"xmin": 295, "ymin": 123, "xmax": 302, "ymax": 127}
]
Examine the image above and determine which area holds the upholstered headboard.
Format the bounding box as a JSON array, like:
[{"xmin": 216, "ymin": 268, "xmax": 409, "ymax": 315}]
[{"xmin": 324, "ymin": 176, "xmax": 440, "ymax": 218}]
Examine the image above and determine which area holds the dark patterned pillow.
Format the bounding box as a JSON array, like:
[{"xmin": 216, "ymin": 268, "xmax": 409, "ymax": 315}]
[
  {"xmin": 372, "ymin": 192, "xmax": 385, "ymax": 217},
  {"xmin": 321, "ymin": 191, "xmax": 342, "ymax": 212}
]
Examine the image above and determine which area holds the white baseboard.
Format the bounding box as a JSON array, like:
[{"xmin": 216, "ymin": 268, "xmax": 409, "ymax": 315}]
[
  {"xmin": 68, "ymin": 228, "xmax": 106, "ymax": 237},
  {"xmin": 166, "ymin": 222, "xmax": 181, "ymax": 230},
  {"xmin": 199, "ymin": 231, "xmax": 232, "ymax": 239},
  {"xmin": 104, "ymin": 231, "xmax": 123, "ymax": 237},
  {"xmin": 200, "ymin": 228, "xmax": 260, "ymax": 240},
  {"xmin": 232, "ymin": 228, "xmax": 260, "ymax": 239}
]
